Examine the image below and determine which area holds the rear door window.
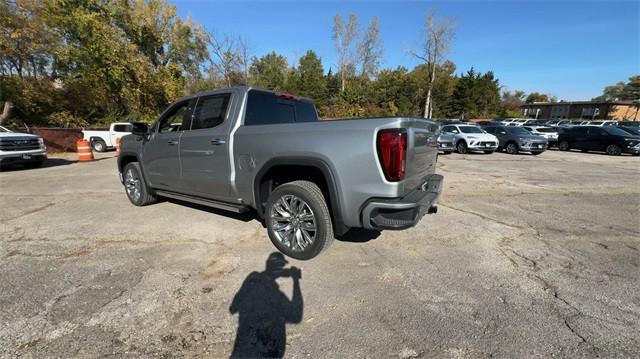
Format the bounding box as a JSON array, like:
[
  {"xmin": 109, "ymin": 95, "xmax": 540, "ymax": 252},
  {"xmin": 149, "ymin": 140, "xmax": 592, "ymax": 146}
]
[
  {"xmin": 190, "ymin": 94, "xmax": 231, "ymax": 130},
  {"xmin": 571, "ymin": 127, "xmax": 589, "ymax": 137}
]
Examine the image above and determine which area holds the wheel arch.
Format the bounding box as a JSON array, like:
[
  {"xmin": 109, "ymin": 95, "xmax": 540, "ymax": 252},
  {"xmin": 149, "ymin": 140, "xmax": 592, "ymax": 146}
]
[
  {"xmin": 253, "ymin": 157, "xmax": 347, "ymax": 236},
  {"xmin": 89, "ymin": 136, "xmax": 108, "ymax": 145},
  {"xmin": 118, "ymin": 153, "xmax": 139, "ymax": 173}
]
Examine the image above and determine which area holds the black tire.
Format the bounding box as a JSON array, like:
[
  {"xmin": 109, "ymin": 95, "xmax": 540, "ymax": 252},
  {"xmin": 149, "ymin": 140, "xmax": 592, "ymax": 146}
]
[
  {"xmin": 605, "ymin": 144, "xmax": 621, "ymax": 156},
  {"xmin": 558, "ymin": 141, "xmax": 570, "ymax": 151},
  {"xmin": 483, "ymin": 150, "xmax": 494, "ymax": 154},
  {"xmin": 265, "ymin": 180, "xmax": 334, "ymax": 260},
  {"xmin": 91, "ymin": 139, "xmax": 107, "ymax": 152},
  {"xmin": 456, "ymin": 141, "xmax": 468, "ymax": 154},
  {"xmin": 505, "ymin": 142, "xmax": 519, "ymax": 154},
  {"xmin": 123, "ymin": 162, "xmax": 157, "ymax": 206}
]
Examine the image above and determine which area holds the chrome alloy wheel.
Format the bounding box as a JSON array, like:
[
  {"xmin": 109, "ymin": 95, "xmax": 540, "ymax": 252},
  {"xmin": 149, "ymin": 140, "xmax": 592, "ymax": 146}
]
[
  {"xmin": 125, "ymin": 168, "xmax": 141, "ymax": 202},
  {"xmin": 270, "ymin": 194, "xmax": 316, "ymax": 251}
]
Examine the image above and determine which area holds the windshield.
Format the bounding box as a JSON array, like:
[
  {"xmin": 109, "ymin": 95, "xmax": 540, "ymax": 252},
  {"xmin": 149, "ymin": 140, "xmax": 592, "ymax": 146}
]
[
  {"xmin": 459, "ymin": 126, "xmax": 483, "ymax": 134},
  {"xmin": 507, "ymin": 127, "xmax": 531, "ymax": 136},
  {"xmin": 536, "ymin": 128, "xmax": 556, "ymax": 133},
  {"xmin": 619, "ymin": 127, "xmax": 640, "ymax": 136},
  {"xmin": 605, "ymin": 127, "xmax": 638, "ymax": 137},
  {"xmin": 0, "ymin": 125, "xmax": 11, "ymax": 133}
]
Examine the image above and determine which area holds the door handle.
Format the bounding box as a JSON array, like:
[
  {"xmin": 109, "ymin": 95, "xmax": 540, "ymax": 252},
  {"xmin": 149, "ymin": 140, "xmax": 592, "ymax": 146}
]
[
  {"xmin": 167, "ymin": 140, "xmax": 178, "ymax": 146},
  {"xmin": 211, "ymin": 139, "xmax": 226, "ymax": 145}
]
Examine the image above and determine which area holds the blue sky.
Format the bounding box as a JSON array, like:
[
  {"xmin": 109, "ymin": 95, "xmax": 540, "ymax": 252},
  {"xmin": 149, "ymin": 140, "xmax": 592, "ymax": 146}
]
[{"xmin": 174, "ymin": 1, "xmax": 639, "ymax": 100}]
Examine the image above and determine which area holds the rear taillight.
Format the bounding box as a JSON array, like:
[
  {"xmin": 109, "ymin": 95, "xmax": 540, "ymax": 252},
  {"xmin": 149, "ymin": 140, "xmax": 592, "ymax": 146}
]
[{"xmin": 377, "ymin": 130, "xmax": 407, "ymax": 182}]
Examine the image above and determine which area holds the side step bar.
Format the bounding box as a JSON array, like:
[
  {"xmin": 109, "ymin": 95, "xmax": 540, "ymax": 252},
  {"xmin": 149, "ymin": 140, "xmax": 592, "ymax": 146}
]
[{"xmin": 155, "ymin": 190, "xmax": 250, "ymax": 213}]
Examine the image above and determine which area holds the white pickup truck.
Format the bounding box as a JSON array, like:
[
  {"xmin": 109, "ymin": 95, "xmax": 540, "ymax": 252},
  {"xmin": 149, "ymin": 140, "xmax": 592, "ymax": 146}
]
[{"xmin": 83, "ymin": 122, "xmax": 132, "ymax": 152}]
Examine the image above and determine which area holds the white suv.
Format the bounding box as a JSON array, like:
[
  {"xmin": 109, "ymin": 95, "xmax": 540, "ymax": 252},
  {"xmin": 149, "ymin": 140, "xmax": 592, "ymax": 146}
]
[
  {"xmin": 0, "ymin": 125, "xmax": 48, "ymax": 168},
  {"xmin": 440, "ymin": 124, "xmax": 499, "ymax": 154}
]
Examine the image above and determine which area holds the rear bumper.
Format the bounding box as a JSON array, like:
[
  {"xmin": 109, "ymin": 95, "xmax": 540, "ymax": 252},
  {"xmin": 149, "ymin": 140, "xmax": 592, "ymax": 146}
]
[{"xmin": 361, "ymin": 174, "xmax": 443, "ymax": 230}]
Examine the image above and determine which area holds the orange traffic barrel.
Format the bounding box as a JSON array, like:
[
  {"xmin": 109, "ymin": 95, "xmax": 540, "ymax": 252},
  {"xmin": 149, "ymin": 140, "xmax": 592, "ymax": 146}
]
[
  {"xmin": 115, "ymin": 137, "xmax": 121, "ymax": 156},
  {"xmin": 76, "ymin": 139, "xmax": 94, "ymax": 162}
]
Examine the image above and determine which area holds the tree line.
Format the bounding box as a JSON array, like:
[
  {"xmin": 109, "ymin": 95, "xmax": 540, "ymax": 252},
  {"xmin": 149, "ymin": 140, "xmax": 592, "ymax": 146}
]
[{"xmin": 2, "ymin": 0, "xmax": 621, "ymax": 128}]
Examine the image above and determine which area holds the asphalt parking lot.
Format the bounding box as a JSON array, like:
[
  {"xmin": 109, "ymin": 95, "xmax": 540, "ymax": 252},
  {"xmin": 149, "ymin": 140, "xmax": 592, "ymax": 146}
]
[{"xmin": 1, "ymin": 150, "xmax": 639, "ymax": 358}]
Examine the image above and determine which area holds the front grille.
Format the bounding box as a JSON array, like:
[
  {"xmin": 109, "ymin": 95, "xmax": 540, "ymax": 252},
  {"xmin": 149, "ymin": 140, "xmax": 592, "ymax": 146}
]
[
  {"xmin": 0, "ymin": 139, "xmax": 40, "ymax": 151},
  {"xmin": 478, "ymin": 141, "xmax": 497, "ymax": 146}
]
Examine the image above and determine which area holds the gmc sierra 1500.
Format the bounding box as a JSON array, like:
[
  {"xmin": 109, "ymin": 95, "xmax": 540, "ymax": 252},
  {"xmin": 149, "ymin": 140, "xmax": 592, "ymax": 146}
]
[{"xmin": 118, "ymin": 86, "xmax": 442, "ymax": 259}]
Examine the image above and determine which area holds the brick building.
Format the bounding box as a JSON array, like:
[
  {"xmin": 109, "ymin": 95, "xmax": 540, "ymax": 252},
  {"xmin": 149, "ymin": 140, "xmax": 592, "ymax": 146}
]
[{"xmin": 521, "ymin": 101, "xmax": 639, "ymax": 121}]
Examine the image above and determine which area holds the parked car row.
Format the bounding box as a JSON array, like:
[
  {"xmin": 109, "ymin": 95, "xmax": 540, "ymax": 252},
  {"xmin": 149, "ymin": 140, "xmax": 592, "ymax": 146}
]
[{"xmin": 437, "ymin": 121, "xmax": 640, "ymax": 156}]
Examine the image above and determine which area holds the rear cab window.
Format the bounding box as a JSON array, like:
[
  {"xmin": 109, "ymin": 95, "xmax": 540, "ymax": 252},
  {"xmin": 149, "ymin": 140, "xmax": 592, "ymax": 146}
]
[
  {"xmin": 113, "ymin": 124, "xmax": 133, "ymax": 132},
  {"xmin": 244, "ymin": 90, "xmax": 318, "ymax": 125}
]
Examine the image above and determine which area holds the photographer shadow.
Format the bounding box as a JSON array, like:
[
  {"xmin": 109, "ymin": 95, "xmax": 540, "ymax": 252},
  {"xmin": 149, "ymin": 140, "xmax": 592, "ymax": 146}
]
[{"xmin": 229, "ymin": 252, "xmax": 303, "ymax": 358}]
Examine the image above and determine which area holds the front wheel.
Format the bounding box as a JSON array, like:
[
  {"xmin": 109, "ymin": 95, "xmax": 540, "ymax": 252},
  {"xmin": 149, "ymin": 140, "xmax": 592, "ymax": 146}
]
[
  {"xmin": 265, "ymin": 180, "xmax": 334, "ymax": 260},
  {"xmin": 457, "ymin": 141, "xmax": 468, "ymax": 154},
  {"xmin": 123, "ymin": 162, "xmax": 157, "ymax": 206},
  {"xmin": 506, "ymin": 143, "xmax": 519, "ymax": 154},
  {"xmin": 558, "ymin": 141, "xmax": 570, "ymax": 151},
  {"xmin": 606, "ymin": 144, "xmax": 621, "ymax": 156}
]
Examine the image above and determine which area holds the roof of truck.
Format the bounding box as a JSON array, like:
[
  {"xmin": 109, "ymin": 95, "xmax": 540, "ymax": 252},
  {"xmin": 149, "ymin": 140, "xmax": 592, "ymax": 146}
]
[{"xmin": 175, "ymin": 86, "xmax": 315, "ymax": 104}]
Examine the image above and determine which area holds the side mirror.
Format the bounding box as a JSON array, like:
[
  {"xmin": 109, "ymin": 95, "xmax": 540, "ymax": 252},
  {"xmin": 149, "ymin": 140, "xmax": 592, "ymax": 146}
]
[
  {"xmin": 452, "ymin": 130, "xmax": 459, "ymax": 134},
  {"xmin": 131, "ymin": 122, "xmax": 150, "ymax": 136},
  {"xmin": 500, "ymin": 131, "xmax": 507, "ymax": 135}
]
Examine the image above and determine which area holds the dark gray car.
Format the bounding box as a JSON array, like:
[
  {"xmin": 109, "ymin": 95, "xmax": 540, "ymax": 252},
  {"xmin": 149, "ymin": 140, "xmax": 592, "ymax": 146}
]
[{"xmin": 483, "ymin": 125, "xmax": 548, "ymax": 155}]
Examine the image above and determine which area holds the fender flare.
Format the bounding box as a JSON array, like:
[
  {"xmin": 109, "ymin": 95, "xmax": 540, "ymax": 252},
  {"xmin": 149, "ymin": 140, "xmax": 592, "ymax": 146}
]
[{"xmin": 253, "ymin": 157, "xmax": 348, "ymax": 235}]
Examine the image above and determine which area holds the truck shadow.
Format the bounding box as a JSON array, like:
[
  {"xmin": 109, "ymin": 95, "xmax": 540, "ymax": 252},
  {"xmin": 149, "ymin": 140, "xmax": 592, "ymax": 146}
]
[
  {"xmin": 0, "ymin": 158, "xmax": 76, "ymax": 172},
  {"xmin": 337, "ymin": 228, "xmax": 381, "ymax": 243},
  {"xmin": 161, "ymin": 199, "xmax": 381, "ymax": 243},
  {"xmin": 229, "ymin": 252, "xmax": 303, "ymax": 358},
  {"xmin": 164, "ymin": 198, "xmax": 259, "ymax": 223}
]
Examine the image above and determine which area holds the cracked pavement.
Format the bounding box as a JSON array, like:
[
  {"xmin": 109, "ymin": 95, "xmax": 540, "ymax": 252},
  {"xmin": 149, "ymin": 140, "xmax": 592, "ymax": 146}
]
[{"xmin": 1, "ymin": 150, "xmax": 639, "ymax": 358}]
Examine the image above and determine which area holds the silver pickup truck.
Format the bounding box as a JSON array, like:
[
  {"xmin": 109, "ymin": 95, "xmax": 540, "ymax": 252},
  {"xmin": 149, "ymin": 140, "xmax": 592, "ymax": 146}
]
[{"xmin": 118, "ymin": 86, "xmax": 442, "ymax": 259}]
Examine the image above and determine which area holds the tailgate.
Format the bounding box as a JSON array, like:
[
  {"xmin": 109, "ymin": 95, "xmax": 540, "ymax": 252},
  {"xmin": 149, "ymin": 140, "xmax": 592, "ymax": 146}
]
[{"xmin": 403, "ymin": 119, "xmax": 439, "ymax": 193}]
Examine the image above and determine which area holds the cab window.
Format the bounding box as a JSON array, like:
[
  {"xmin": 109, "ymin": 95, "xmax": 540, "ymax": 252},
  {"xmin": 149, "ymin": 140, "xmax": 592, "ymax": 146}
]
[
  {"xmin": 190, "ymin": 94, "xmax": 231, "ymax": 130},
  {"xmin": 157, "ymin": 100, "xmax": 195, "ymax": 133}
]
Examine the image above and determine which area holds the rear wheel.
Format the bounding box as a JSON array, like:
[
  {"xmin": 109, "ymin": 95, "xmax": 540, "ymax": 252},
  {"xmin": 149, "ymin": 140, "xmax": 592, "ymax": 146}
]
[
  {"xmin": 606, "ymin": 144, "xmax": 621, "ymax": 156},
  {"xmin": 506, "ymin": 142, "xmax": 519, "ymax": 154},
  {"xmin": 558, "ymin": 141, "xmax": 570, "ymax": 151},
  {"xmin": 456, "ymin": 141, "xmax": 468, "ymax": 154},
  {"xmin": 123, "ymin": 162, "xmax": 157, "ymax": 206},
  {"xmin": 265, "ymin": 180, "xmax": 334, "ymax": 260},
  {"xmin": 91, "ymin": 139, "xmax": 107, "ymax": 152}
]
